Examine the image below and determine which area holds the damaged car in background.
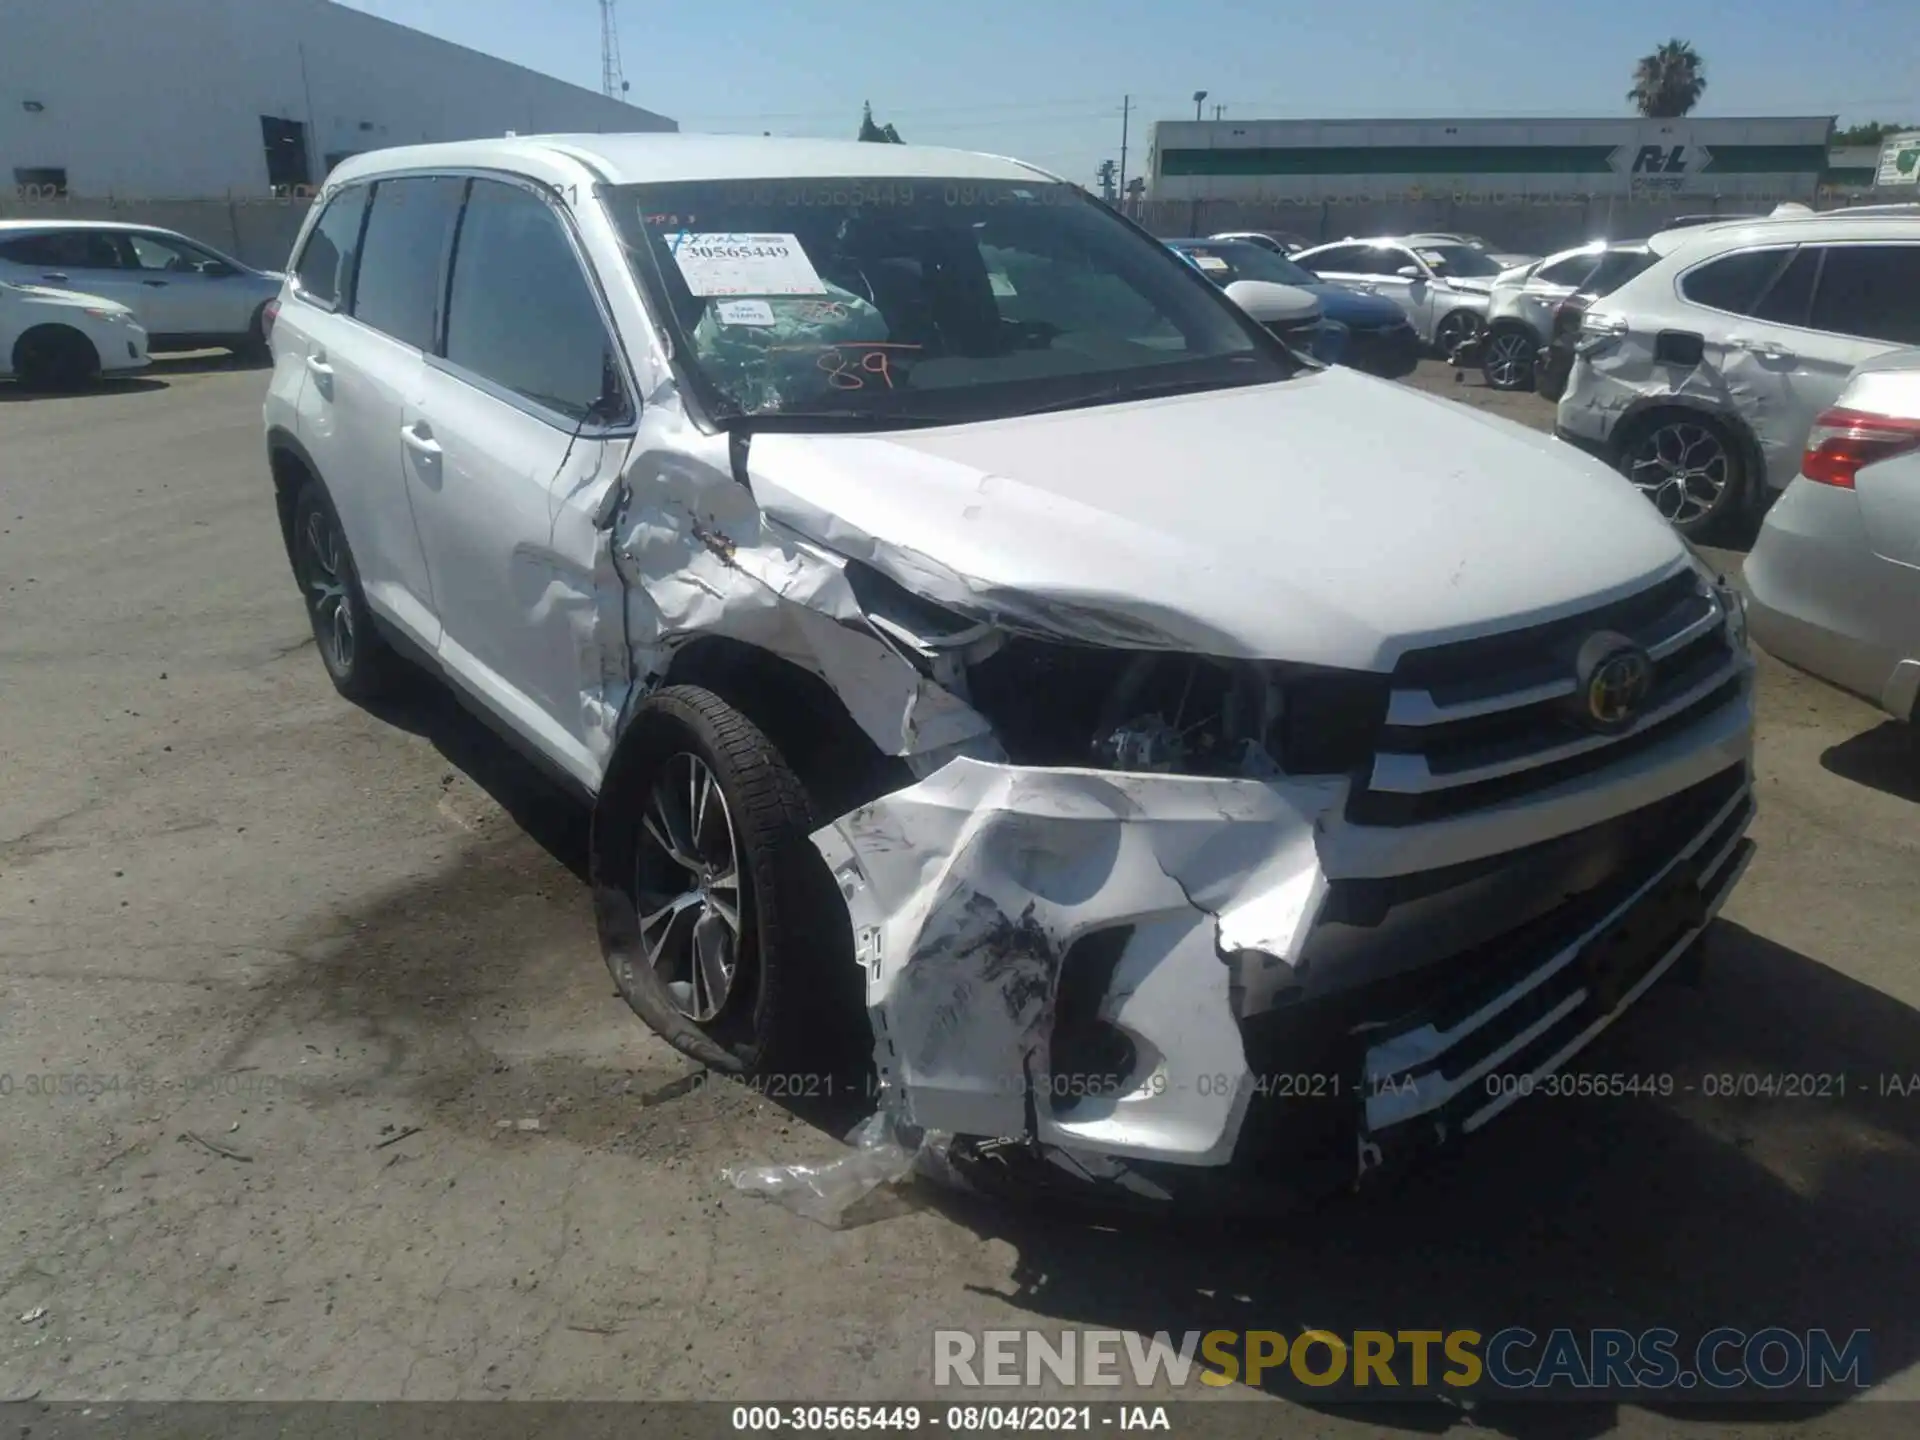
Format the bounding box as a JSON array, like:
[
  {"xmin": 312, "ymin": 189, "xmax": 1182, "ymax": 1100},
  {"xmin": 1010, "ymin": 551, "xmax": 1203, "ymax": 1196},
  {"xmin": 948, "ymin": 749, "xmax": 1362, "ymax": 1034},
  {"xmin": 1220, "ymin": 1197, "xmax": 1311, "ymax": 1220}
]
[{"xmin": 263, "ymin": 134, "xmax": 1757, "ymax": 1206}]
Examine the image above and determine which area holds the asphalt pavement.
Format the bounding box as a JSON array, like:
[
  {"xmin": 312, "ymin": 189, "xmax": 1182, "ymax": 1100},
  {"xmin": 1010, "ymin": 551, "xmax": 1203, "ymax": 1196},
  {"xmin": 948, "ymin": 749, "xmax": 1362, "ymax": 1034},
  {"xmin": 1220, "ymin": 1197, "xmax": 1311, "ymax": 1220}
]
[{"xmin": 1, "ymin": 356, "xmax": 1917, "ymax": 1431}]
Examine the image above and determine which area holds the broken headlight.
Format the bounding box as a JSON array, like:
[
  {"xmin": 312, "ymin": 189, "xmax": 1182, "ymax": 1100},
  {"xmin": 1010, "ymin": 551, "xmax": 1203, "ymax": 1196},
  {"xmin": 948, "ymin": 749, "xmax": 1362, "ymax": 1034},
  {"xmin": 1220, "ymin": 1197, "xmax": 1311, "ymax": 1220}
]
[{"xmin": 965, "ymin": 641, "xmax": 1387, "ymax": 779}]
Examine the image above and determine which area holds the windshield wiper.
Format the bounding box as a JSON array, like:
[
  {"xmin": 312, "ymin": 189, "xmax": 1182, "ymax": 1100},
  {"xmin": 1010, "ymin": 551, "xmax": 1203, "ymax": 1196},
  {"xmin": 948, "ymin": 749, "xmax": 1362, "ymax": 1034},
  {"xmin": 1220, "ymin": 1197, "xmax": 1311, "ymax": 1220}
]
[
  {"xmin": 1002, "ymin": 370, "xmax": 1281, "ymax": 420},
  {"xmin": 719, "ymin": 408, "xmax": 953, "ymax": 433}
]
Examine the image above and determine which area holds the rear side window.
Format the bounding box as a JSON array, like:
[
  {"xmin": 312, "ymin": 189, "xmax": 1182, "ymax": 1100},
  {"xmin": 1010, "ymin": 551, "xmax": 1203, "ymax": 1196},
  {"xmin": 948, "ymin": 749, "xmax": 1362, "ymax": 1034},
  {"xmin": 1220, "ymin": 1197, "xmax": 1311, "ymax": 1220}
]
[
  {"xmin": 1749, "ymin": 247, "xmax": 1819, "ymax": 327},
  {"xmin": 442, "ymin": 179, "xmax": 622, "ymax": 423},
  {"xmin": 1300, "ymin": 245, "xmax": 1370, "ymax": 273},
  {"xmin": 293, "ymin": 185, "xmax": 368, "ymax": 307},
  {"xmin": 1535, "ymin": 254, "xmax": 1599, "ymax": 287},
  {"xmin": 1807, "ymin": 245, "xmax": 1920, "ymax": 345},
  {"xmin": 1581, "ymin": 249, "xmax": 1654, "ymax": 298},
  {"xmin": 1679, "ymin": 247, "xmax": 1790, "ymax": 315},
  {"xmin": 0, "ymin": 229, "xmax": 122, "ymax": 269},
  {"xmin": 351, "ymin": 176, "xmax": 464, "ymax": 351}
]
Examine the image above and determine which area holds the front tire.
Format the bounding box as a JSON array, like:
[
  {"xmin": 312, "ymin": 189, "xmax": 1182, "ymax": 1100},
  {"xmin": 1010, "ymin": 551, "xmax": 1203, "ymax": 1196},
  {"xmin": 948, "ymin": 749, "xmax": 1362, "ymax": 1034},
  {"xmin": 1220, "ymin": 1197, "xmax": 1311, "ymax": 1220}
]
[
  {"xmin": 593, "ymin": 686, "xmax": 860, "ymax": 1078},
  {"xmin": 12, "ymin": 326, "xmax": 99, "ymax": 391},
  {"xmin": 1616, "ymin": 412, "xmax": 1745, "ymax": 538},
  {"xmin": 290, "ymin": 480, "xmax": 402, "ymax": 702},
  {"xmin": 1433, "ymin": 309, "xmax": 1482, "ymax": 361}
]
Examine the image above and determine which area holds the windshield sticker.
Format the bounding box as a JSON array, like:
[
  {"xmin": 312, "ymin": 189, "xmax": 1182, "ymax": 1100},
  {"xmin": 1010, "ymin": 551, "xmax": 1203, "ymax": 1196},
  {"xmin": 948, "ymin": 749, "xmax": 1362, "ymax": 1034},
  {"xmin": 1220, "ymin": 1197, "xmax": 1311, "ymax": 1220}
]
[
  {"xmin": 714, "ymin": 299, "xmax": 776, "ymax": 327},
  {"xmin": 988, "ymin": 272, "xmax": 1018, "ymax": 297},
  {"xmin": 1191, "ymin": 254, "xmax": 1231, "ymax": 273},
  {"xmin": 668, "ymin": 232, "xmax": 827, "ymax": 297},
  {"xmin": 1415, "ymin": 250, "xmax": 1445, "ymax": 266}
]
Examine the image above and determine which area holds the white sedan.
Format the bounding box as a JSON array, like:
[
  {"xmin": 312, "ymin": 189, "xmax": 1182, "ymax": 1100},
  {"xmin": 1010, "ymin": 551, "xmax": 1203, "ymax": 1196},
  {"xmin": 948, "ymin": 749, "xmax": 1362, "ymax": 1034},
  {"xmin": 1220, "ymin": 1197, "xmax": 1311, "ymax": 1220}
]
[
  {"xmin": 1, "ymin": 279, "xmax": 150, "ymax": 389},
  {"xmin": 0, "ymin": 220, "xmax": 283, "ymax": 357}
]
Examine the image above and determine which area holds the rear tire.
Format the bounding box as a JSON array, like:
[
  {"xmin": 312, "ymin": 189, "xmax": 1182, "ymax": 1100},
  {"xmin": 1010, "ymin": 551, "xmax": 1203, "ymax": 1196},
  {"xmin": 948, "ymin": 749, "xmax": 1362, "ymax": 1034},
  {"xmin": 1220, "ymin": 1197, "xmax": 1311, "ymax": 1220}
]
[
  {"xmin": 1433, "ymin": 309, "xmax": 1482, "ymax": 361},
  {"xmin": 1479, "ymin": 323, "xmax": 1538, "ymax": 392},
  {"xmin": 12, "ymin": 326, "xmax": 99, "ymax": 391},
  {"xmin": 290, "ymin": 479, "xmax": 403, "ymax": 702},
  {"xmin": 237, "ymin": 304, "xmax": 272, "ymax": 365},
  {"xmin": 593, "ymin": 685, "xmax": 862, "ymax": 1079},
  {"xmin": 1615, "ymin": 411, "xmax": 1746, "ymax": 539}
]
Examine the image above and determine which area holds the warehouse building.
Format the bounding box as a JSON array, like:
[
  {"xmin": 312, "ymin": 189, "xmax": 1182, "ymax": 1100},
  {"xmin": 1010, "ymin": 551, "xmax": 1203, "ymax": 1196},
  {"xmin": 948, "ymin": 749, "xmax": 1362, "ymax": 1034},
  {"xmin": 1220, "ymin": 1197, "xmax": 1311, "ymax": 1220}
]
[
  {"xmin": 1146, "ymin": 116, "xmax": 1838, "ymax": 205},
  {"xmin": 1, "ymin": 0, "xmax": 674, "ymax": 202}
]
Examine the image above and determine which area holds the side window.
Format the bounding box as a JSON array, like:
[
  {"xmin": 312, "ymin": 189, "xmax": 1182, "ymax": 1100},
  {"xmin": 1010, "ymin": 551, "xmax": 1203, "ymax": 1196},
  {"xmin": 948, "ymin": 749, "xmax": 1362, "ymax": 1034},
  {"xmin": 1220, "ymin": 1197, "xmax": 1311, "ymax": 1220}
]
[
  {"xmin": 1376, "ymin": 248, "xmax": 1422, "ymax": 277},
  {"xmin": 1582, "ymin": 250, "xmax": 1653, "ymax": 298},
  {"xmin": 1678, "ymin": 247, "xmax": 1790, "ymax": 315},
  {"xmin": 292, "ymin": 185, "xmax": 369, "ymax": 307},
  {"xmin": 123, "ymin": 233, "xmax": 221, "ymax": 273},
  {"xmin": 1807, "ymin": 245, "xmax": 1920, "ymax": 345},
  {"xmin": 1749, "ymin": 247, "xmax": 1819, "ymax": 327},
  {"xmin": 1536, "ymin": 254, "xmax": 1600, "ymax": 287},
  {"xmin": 350, "ymin": 176, "xmax": 465, "ymax": 351},
  {"xmin": 442, "ymin": 179, "xmax": 623, "ymax": 423}
]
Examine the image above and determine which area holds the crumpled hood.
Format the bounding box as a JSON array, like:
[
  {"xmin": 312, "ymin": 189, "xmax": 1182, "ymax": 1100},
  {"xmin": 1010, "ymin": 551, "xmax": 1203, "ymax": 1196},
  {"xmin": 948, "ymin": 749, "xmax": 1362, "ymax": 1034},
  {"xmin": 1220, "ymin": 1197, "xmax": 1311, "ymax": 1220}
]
[{"xmin": 746, "ymin": 367, "xmax": 1689, "ymax": 671}]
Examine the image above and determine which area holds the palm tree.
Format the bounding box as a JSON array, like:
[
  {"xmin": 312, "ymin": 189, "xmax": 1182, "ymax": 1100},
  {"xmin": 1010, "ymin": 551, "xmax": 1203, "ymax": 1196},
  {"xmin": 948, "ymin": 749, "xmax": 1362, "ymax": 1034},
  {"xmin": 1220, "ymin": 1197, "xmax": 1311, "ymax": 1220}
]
[{"xmin": 1628, "ymin": 40, "xmax": 1707, "ymax": 118}]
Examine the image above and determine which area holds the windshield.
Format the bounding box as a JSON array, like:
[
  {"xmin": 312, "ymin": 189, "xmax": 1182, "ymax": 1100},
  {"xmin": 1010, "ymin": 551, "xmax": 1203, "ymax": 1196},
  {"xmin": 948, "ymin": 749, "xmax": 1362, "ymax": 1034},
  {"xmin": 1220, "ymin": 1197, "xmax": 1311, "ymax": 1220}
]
[
  {"xmin": 609, "ymin": 177, "xmax": 1292, "ymax": 427},
  {"xmin": 1408, "ymin": 243, "xmax": 1505, "ymax": 279},
  {"xmin": 1171, "ymin": 241, "xmax": 1320, "ymax": 289}
]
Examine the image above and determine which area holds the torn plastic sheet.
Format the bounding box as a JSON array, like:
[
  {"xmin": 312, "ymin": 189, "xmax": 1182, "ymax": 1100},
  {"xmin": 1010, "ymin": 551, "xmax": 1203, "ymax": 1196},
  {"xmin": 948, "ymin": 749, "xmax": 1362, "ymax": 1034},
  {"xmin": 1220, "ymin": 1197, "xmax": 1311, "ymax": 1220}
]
[
  {"xmin": 811, "ymin": 758, "xmax": 1344, "ymax": 1168},
  {"xmin": 722, "ymin": 1109, "xmax": 965, "ymax": 1229}
]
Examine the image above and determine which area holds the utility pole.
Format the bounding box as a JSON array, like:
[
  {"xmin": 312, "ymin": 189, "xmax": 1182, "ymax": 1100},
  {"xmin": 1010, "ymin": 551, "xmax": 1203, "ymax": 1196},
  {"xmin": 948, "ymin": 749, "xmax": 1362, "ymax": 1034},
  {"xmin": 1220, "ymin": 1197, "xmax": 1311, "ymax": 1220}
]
[
  {"xmin": 1213, "ymin": 104, "xmax": 1225, "ymax": 120},
  {"xmin": 1118, "ymin": 95, "xmax": 1130, "ymax": 214}
]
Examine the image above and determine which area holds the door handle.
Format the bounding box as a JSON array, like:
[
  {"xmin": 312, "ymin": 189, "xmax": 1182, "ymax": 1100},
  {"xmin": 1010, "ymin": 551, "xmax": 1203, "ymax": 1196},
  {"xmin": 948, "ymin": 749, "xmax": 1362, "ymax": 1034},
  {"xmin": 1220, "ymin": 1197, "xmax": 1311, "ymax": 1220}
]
[
  {"xmin": 304, "ymin": 353, "xmax": 333, "ymax": 378},
  {"xmin": 402, "ymin": 424, "xmax": 442, "ymax": 459},
  {"xmin": 141, "ymin": 279, "xmax": 168, "ymax": 288},
  {"xmin": 1730, "ymin": 337, "xmax": 1795, "ymax": 362},
  {"xmin": 41, "ymin": 272, "xmax": 69, "ymax": 283}
]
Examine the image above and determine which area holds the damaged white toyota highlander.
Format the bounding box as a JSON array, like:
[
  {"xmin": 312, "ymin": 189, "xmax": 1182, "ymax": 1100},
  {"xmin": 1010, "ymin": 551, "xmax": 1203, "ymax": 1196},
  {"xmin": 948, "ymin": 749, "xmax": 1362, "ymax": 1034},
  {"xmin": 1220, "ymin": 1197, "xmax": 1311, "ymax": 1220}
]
[{"xmin": 263, "ymin": 135, "xmax": 1756, "ymax": 1200}]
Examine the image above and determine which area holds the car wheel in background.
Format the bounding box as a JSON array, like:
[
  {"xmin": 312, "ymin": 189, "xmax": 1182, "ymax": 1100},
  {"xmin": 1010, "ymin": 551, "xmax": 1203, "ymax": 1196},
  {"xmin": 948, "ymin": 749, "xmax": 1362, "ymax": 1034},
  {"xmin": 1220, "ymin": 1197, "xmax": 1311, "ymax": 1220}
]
[
  {"xmin": 1480, "ymin": 324, "xmax": 1538, "ymax": 392},
  {"xmin": 290, "ymin": 479, "xmax": 403, "ymax": 702},
  {"xmin": 593, "ymin": 685, "xmax": 862, "ymax": 1080},
  {"xmin": 1617, "ymin": 412, "xmax": 1745, "ymax": 538},
  {"xmin": 1434, "ymin": 309, "xmax": 1483, "ymax": 360},
  {"xmin": 11, "ymin": 326, "xmax": 100, "ymax": 391}
]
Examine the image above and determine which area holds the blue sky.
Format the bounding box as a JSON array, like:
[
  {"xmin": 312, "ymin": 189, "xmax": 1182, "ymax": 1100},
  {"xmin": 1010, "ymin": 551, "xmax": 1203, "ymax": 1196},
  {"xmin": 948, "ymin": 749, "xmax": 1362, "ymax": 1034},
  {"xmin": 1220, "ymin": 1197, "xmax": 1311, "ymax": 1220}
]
[{"xmin": 340, "ymin": 0, "xmax": 1918, "ymax": 185}]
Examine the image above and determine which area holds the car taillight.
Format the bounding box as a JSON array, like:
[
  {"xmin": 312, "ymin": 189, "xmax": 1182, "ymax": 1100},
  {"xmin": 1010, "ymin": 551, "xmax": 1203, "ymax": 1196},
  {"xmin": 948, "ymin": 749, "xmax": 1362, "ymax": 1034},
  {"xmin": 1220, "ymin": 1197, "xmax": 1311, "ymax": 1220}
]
[
  {"xmin": 261, "ymin": 299, "xmax": 280, "ymax": 340},
  {"xmin": 1801, "ymin": 406, "xmax": 1920, "ymax": 489}
]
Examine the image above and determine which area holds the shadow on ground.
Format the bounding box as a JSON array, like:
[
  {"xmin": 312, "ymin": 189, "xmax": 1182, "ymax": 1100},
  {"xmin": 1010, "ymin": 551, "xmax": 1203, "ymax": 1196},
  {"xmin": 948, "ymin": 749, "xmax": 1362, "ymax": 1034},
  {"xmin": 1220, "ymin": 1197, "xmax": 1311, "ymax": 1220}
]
[
  {"xmin": 1822, "ymin": 720, "xmax": 1920, "ymax": 804},
  {"xmin": 0, "ymin": 375, "xmax": 171, "ymax": 401},
  {"xmin": 913, "ymin": 920, "xmax": 1919, "ymax": 1435}
]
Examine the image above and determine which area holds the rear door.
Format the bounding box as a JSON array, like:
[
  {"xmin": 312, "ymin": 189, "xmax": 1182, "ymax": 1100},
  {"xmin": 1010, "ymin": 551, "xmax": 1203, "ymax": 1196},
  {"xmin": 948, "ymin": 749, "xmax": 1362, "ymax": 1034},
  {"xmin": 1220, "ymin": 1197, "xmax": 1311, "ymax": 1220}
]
[
  {"xmin": 404, "ymin": 176, "xmax": 635, "ymax": 785},
  {"xmin": 1708, "ymin": 243, "xmax": 1920, "ymax": 491},
  {"xmin": 286, "ymin": 176, "xmax": 462, "ymax": 648}
]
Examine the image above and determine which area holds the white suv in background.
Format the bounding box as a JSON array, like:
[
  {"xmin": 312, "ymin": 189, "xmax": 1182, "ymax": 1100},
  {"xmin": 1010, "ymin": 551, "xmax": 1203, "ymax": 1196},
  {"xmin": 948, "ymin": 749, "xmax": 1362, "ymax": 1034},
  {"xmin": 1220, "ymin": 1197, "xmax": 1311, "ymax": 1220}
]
[
  {"xmin": 0, "ymin": 220, "xmax": 284, "ymax": 357},
  {"xmin": 1556, "ymin": 214, "xmax": 1920, "ymax": 536},
  {"xmin": 1292, "ymin": 236, "xmax": 1505, "ymax": 355},
  {"xmin": 263, "ymin": 134, "xmax": 1754, "ymax": 1199}
]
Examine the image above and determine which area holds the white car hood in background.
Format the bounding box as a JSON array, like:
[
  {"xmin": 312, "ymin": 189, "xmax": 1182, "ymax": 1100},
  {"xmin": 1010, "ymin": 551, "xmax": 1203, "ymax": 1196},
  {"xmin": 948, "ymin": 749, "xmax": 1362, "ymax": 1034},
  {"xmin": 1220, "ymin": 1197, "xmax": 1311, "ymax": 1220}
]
[
  {"xmin": 747, "ymin": 367, "xmax": 1687, "ymax": 671},
  {"xmin": 5, "ymin": 281, "xmax": 131, "ymax": 315}
]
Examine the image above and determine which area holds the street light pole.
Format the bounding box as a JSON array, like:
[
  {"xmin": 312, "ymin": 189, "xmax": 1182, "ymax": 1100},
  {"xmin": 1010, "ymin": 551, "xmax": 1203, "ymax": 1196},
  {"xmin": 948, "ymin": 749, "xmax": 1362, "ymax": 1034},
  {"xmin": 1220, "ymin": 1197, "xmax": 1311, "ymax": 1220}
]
[
  {"xmin": 1118, "ymin": 95, "xmax": 1130, "ymax": 214},
  {"xmin": 1192, "ymin": 89, "xmax": 1208, "ymax": 121}
]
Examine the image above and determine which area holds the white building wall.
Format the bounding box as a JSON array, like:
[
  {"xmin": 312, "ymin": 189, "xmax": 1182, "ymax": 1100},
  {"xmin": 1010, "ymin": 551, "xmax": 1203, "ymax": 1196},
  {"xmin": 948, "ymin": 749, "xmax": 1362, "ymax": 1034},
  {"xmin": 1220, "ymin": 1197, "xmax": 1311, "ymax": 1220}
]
[{"xmin": 0, "ymin": 0, "xmax": 674, "ymax": 200}]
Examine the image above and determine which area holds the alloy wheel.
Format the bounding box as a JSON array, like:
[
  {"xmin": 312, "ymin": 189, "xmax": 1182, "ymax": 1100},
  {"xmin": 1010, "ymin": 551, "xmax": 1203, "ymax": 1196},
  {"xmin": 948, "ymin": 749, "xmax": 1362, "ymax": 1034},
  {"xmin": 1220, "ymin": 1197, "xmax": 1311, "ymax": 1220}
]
[
  {"xmin": 1484, "ymin": 330, "xmax": 1535, "ymax": 388},
  {"xmin": 634, "ymin": 752, "xmax": 745, "ymax": 1023},
  {"xmin": 301, "ymin": 508, "xmax": 355, "ymax": 675},
  {"xmin": 1627, "ymin": 421, "xmax": 1730, "ymax": 527}
]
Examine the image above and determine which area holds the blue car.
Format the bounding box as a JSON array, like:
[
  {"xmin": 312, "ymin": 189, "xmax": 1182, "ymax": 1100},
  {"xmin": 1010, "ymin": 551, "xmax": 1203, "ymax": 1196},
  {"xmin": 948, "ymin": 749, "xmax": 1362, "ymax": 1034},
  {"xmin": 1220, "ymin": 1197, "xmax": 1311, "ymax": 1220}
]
[{"xmin": 1166, "ymin": 238, "xmax": 1421, "ymax": 379}]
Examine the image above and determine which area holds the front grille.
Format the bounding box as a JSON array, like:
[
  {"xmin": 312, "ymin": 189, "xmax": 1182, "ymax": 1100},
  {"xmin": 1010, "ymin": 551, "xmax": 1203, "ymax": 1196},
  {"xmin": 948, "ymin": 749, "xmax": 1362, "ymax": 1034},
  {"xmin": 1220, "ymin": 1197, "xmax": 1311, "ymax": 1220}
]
[{"xmin": 1349, "ymin": 570, "xmax": 1747, "ymax": 825}]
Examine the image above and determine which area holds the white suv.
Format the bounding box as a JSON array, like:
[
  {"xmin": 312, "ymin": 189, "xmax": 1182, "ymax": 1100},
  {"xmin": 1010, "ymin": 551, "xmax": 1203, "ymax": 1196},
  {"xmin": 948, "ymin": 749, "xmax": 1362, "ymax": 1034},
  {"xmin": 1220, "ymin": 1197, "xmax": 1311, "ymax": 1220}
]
[
  {"xmin": 1556, "ymin": 214, "xmax": 1920, "ymax": 535},
  {"xmin": 264, "ymin": 135, "xmax": 1755, "ymax": 1196},
  {"xmin": 1293, "ymin": 236, "xmax": 1506, "ymax": 354},
  {"xmin": 0, "ymin": 220, "xmax": 284, "ymax": 357}
]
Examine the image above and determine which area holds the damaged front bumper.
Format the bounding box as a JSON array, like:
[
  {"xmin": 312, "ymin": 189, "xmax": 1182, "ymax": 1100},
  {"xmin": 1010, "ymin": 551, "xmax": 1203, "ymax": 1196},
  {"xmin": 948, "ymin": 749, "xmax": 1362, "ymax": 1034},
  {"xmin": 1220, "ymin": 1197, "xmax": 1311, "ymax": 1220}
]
[{"xmin": 813, "ymin": 736, "xmax": 1755, "ymax": 1193}]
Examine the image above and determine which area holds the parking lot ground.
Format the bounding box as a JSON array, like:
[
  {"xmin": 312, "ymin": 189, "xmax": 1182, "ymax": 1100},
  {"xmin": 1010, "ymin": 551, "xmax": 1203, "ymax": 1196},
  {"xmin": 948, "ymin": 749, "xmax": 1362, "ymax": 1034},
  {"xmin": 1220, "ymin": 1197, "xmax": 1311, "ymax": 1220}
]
[{"xmin": 2, "ymin": 360, "xmax": 1918, "ymax": 1429}]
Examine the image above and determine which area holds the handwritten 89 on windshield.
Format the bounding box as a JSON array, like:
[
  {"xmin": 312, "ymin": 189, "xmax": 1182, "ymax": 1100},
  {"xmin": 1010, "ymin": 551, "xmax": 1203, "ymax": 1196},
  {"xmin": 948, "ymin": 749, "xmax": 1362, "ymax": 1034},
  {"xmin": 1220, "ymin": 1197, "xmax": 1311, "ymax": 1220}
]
[{"xmin": 731, "ymin": 1406, "xmax": 1171, "ymax": 1432}]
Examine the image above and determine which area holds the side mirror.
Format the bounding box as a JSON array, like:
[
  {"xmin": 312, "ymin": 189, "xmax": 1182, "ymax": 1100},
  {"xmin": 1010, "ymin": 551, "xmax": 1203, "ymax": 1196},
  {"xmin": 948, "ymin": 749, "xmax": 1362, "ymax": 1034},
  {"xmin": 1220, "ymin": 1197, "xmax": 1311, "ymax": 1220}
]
[
  {"xmin": 1396, "ymin": 264, "xmax": 1424, "ymax": 280},
  {"xmin": 200, "ymin": 261, "xmax": 238, "ymax": 278},
  {"xmin": 1222, "ymin": 279, "xmax": 1321, "ymax": 326}
]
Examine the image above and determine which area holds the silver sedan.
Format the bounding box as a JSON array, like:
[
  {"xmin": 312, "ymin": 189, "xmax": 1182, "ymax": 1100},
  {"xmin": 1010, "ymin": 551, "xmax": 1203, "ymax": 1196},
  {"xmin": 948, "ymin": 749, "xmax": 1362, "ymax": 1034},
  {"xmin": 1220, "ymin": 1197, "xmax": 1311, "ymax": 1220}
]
[{"xmin": 1745, "ymin": 348, "xmax": 1920, "ymax": 723}]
